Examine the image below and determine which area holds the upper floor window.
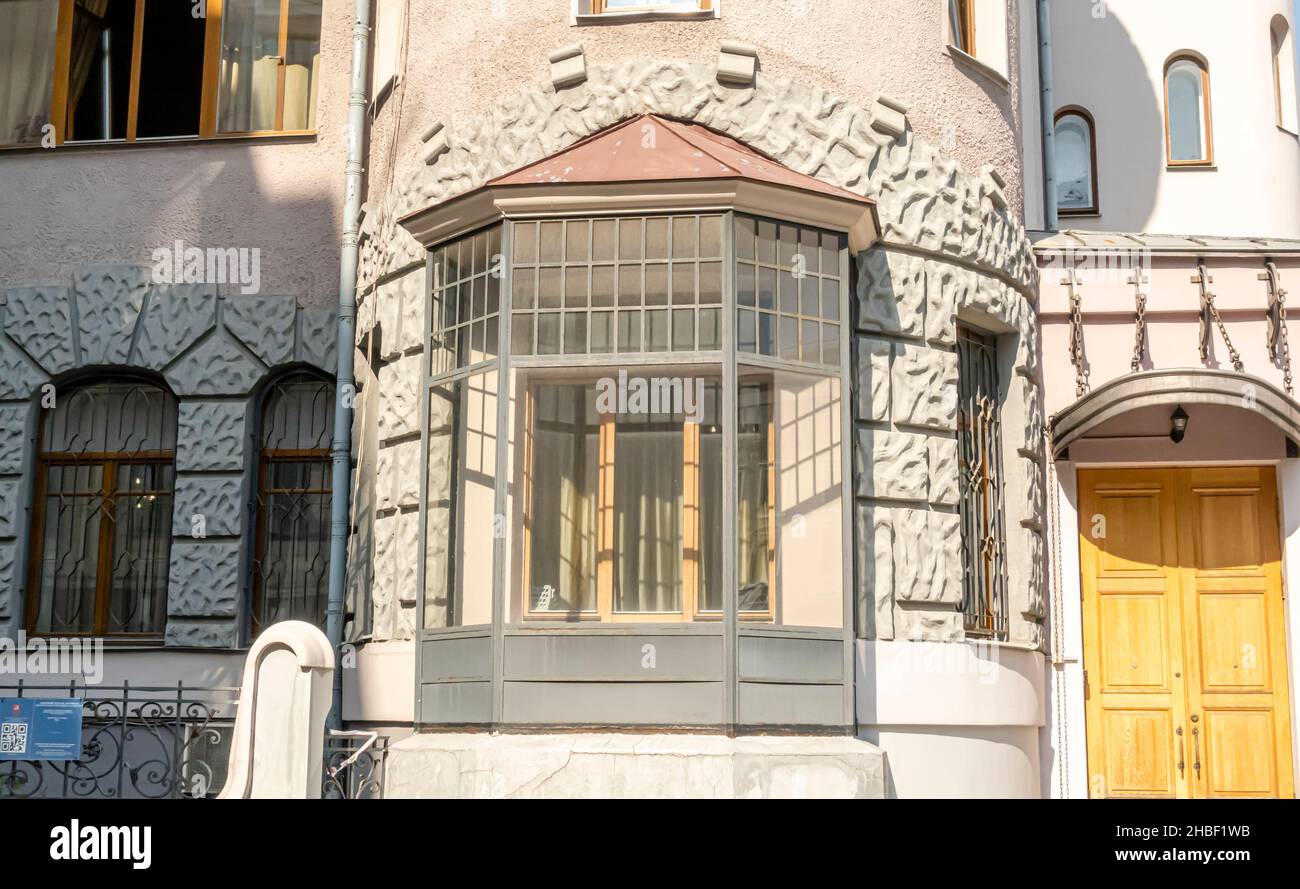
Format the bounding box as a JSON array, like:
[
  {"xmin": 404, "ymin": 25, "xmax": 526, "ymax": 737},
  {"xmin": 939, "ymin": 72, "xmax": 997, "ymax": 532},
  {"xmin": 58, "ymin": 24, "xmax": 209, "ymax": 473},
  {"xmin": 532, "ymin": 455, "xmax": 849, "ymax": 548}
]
[
  {"xmin": 27, "ymin": 379, "xmax": 177, "ymax": 638},
  {"xmin": 1055, "ymin": 107, "xmax": 1098, "ymax": 215},
  {"xmin": 956, "ymin": 326, "xmax": 1007, "ymax": 640},
  {"xmin": 0, "ymin": 0, "xmax": 322, "ymax": 148},
  {"xmin": 252, "ymin": 370, "xmax": 334, "ymax": 634},
  {"xmin": 579, "ymin": 0, "xmax": 714, "ymax": 17},
  {"xmin": 1165, "ymin": 55, "xmax": 1214, "ymax": 165},
  {"xmin": 950, "ymin": 0, "xmax": 976, "ymax": 55},
  {"xmin": 1272, "ymin": 15, "xmax": 1298, "ymax": 133}
]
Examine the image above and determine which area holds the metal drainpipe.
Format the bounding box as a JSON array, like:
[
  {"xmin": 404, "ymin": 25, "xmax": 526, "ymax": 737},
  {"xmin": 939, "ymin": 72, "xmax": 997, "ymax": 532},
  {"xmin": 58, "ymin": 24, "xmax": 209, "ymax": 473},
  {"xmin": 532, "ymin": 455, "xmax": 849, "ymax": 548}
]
[
  {"xmin": 1038, "ymin": 0, "xmax": 1059, "ymax": 231},
  {"xmin": 325, "ymin": 0, "xmax": 372, "ymax": 731}
]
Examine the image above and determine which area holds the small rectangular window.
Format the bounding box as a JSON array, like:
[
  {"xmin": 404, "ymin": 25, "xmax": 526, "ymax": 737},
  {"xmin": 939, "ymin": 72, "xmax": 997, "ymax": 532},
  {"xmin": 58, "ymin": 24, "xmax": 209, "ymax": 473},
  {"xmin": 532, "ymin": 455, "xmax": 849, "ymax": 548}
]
[
  {"xmin": 950, "ymin": 0, "xmax": 976, "ymax": 55},
  {"xmin": 587, "ymin": 0, "xmax": 712, "ymax": 15}
]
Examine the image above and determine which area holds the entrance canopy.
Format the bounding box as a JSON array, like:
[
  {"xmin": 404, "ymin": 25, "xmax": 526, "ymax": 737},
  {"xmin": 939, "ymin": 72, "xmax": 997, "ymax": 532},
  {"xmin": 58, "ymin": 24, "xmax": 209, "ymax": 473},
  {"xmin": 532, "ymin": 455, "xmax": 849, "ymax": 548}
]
[{"xmin": 1050, "ymin": 368, "xmax": 1300, "ymax": 458}]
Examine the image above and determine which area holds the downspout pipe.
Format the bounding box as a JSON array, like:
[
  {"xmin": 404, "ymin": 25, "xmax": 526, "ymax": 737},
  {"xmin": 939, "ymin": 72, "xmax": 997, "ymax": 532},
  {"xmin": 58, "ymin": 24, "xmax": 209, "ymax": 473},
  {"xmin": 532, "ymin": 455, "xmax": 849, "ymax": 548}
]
[
  {"xmin": 326, "ymin": 0, "xmax": 372, "ymax": 731},
  {"xmin": 1038, "ymin": 0, "xmax": 1059, "ymax": 231}
]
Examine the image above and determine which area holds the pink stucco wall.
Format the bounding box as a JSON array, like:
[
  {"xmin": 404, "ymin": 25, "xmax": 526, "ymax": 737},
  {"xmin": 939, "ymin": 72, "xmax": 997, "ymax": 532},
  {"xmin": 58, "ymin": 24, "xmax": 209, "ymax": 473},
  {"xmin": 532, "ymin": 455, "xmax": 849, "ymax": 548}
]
[
  {"xmin": 0, "ymin": 0, "xmax": 355, "ymax": 307},
  {"xmin": 365, "ymin": 0, "xmax": 1028, "ymax": 222}
]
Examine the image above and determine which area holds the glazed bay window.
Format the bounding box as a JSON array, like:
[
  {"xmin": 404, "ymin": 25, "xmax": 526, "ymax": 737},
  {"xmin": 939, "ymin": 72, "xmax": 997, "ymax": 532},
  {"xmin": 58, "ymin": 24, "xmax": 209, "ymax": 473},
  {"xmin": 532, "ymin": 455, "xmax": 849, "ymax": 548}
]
[
  {"xmin": 0, "ymin": 0, "xmax": 322, "ymax": 148},
  {"xmin": 403, "ymin": 113, "xmax": 875, "ymax": 727}
]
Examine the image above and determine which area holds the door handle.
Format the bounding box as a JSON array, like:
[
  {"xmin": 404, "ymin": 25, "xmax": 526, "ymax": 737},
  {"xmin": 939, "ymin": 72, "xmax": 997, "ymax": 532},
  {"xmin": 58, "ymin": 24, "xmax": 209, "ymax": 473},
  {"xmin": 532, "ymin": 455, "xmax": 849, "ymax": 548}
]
[
  {"xmin": 1176, "ymin": 727, "xmax": 1185, "ymax": 778},
  {"xmin": 1192, "ymin": 725, "xmax": 1201, "ymax": 778}
]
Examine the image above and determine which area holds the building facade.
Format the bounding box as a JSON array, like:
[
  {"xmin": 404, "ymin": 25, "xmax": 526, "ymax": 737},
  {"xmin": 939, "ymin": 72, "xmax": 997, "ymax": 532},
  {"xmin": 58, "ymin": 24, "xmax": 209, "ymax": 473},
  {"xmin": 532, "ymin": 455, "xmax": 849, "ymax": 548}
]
[{"xmin": 0, "ymin": 0, "xmax": 1296, "ymax": 798}]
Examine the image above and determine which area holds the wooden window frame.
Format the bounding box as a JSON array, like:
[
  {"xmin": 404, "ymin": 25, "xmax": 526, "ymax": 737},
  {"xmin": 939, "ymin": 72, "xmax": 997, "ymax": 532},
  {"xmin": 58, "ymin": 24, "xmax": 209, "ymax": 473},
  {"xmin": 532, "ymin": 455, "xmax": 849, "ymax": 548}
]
[
  {"xmin": 952, "ymin": 0, "xmax": 976, "ymax": 56},
  {"xmin": 34, "ymin": 0, "xmax": 317, "ymax": 149},
  {"xmin": 589, "ymin": 0, "xmax": 711, "ymax": 15},
  {"xmin": 519, "ymin": 376, "xmax": 774, "ymax": 624},
  {"xmin": 1163, "ymin": 54, "xmax": 1215, "ymax": 167},
  {"xmin": 1053, "ymin": 106, "xmax": 1100, "ymax": 216},
  {"xmin": 25, "ymin": 386, "xmax": 176, "ymax": 640}
]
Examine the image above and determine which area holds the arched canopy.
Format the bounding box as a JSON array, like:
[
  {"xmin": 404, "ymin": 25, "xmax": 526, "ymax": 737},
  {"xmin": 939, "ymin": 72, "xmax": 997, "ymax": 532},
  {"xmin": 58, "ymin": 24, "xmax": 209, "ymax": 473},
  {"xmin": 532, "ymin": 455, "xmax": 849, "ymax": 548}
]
[{"xmin": 1050, "ymin": 368, "xmax": 1300, "ymax": 458}]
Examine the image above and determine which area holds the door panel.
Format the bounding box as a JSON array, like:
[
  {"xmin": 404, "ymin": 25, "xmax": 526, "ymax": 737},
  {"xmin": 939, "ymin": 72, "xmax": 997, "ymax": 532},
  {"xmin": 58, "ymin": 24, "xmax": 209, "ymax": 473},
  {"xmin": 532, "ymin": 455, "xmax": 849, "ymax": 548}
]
[
  {"xmin": 1080, "ymin": 466, "xmax": 1295, "ymax": 799},
  {"xmin": 1080, "ymin": 469, "xmax": 1188, "ymax": 798}
]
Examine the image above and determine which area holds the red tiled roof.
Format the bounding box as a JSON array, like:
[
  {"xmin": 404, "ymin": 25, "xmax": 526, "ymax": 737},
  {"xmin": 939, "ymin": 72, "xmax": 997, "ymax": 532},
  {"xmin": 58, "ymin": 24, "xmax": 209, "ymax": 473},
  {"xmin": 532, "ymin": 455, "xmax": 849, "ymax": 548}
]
[{"xmin": 488, "ymin": 114, "xmax": 871, "ymax": 205}]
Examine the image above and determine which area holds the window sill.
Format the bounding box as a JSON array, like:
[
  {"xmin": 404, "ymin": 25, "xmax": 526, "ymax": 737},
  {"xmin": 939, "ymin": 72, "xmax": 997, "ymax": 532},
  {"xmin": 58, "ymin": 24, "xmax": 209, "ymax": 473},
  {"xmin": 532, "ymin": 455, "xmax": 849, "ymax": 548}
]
[
  {"xmin": 573, "ymin": 8, "xmax": 719, "ymax": 26},
  {"xmin": 1166, "ymin": 162, "xmax": 1217, "ymax": 171},
  {"xmin": 0, "ymin": 131, "xmax": 318, "ymax": 156},
  {"xmin": 1059, "ymin": 209, "xmax": 1101, "ymax": 219},
  {"xmin": 1277, "ymin": 123, "xmax": 1299, "ymax": 139},
  {"xmin": 945, "ymin": 44, "xmax": 1010, "ymax": 90}
]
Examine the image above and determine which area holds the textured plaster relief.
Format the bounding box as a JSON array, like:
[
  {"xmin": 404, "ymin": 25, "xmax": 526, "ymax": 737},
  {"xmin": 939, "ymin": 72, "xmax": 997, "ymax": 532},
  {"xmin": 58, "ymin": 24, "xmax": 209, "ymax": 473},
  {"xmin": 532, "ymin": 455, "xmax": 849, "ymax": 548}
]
[
  {"xmin": 296, "ymin": 306, "xmax": 338, "ymax": 372},
  {"xmin": 371, "ymin": 510, "xmax": 399, "ymax": 641},
  {"xmin": 164, "ymin": 620, "xmax": 239, "ymax": 649},
  {"xmin": 394, "ymin": 509, "xmax": 420, "ymax": 615},
  {"xmin": 923, "ymin": 261, "xmax": 968, "ymax": 346},
  {"xmin": 375, "ymin": 445, "xmax": 395, "ymax": 512},
  {"xmin": 1009, "ymin": 527, "xmax": 1046, "ymax": 621},
  {"xmin": 1011, "ymin": 456, "xmax": 1045, "ymax": 530},
  {"xmin": 0, "ymin": 478, "xmax": 19, "ymax": 537},
  {"xmin": 857, "ymin": 248, "xmax": 925, "ymax": 337},
  {"xmin": 891, "ymin": 343, "xmax": 957, "ymax": 430},
  {"xmin": 374, "ymin": 280, "xmax": 402, "ymax": 361},
  {"xmin": 928, "ymin": 437, "xmax": 959, "ymax": 507},
  {"xmin": 74, "ymin": 265, "xmax": 149, "ymax": 366},
  {"xmin": 378, "ymin": 356, "xmax": 421, "ymax": 441},
  {"xmin": 856, "ymin": 337, "xmax": 891, "ymax": 422},
  {"xmin": 855, "ymin": 504, "xmax": 894, "ymax": 641},
  {"xmin": 893, "ymin": 607, "xmax": 962, "ymax": 642},
  {"xmin": 356, "ymin": 60, "xmax": 1036, "ymax": 298},
  {"xmin": 133, "ymin": 284, "xmax": 217, "ymax": 370},
  {"xmin": 3, "ymin": 286, "xmax": 75, "ymax": 373},
  {"xmin": 392, "ymin": 268, "xmax": 427, "ymax": 355},
  {"xmin": 0, "ymin": 334, "xmax": 48, "ymax": 400},
  {"xmin": 167, "ymin": 541, "xmax": 241, "ymax": 617},
  {"xmin": 171, "ymin": 475, "xmax": 244, "ymax": 538},
  {"xmin": 0, "ymin": 405, "xmax": 29, "ymax": 474},
  {"xmin": 891, "ymin": 508, "xmax": 961, "ymax": 606},
  {"xmin": 389, "ymin": 439, "xmax": 422, "ymax": 509},
  {"xmin": 223, "ymin": 295, "xmax": 296, "ymax": 367},
  {"xmin": 1011, "ymin": 374, "xmax": 1044, "ymax": 455},
  {"xmin": 177, "ymin": 402, "xmax": 247, "ymax": 471},
  {"xmin": 165, "ymin": 329, "xmax": 266, "ymax": 396},
  {"xmin": 0, "ymin": 543, "xmax": 14, "ymax": 617},
  {"xmin": 855, "ymin": 428, "xmax": 927, "ymax": 501}
]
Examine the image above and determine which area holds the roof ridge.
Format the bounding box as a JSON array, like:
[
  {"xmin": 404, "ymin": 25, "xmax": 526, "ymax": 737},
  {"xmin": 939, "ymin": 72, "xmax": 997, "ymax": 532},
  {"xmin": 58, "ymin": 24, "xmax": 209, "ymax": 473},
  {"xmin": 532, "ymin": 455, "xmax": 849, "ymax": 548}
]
[{"xmin": 652, "ymin": 116, "xmax": 741, "ymax": 175}]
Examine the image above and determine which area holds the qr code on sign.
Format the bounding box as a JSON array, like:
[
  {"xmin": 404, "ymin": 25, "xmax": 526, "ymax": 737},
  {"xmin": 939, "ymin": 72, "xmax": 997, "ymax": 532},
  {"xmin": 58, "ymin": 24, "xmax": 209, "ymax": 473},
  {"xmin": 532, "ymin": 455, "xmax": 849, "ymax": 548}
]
[{"xmin": 0, "ymin": 722, "xmax": 28, "ymax": 754}]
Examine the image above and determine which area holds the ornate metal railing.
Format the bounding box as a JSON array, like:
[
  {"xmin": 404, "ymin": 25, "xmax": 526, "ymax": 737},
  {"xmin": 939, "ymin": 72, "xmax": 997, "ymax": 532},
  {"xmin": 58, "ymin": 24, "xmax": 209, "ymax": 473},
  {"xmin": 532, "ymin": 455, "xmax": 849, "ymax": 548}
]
[
  {"xmin": 322, "ymin": 731, "xmax": 387, "ymax": 799},
  {"xmin": 0, "ymin": 680, "xmax": 238, "ymax": 799}
]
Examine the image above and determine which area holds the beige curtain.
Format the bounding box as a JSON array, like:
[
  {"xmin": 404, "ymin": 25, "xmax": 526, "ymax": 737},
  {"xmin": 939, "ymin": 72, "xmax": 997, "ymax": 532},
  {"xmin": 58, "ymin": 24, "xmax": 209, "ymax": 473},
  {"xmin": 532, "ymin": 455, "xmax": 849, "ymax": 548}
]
[
  {"xmin": 613, "ymin": 424, "xmax": 683, "ymax": 613},
  {"xmin": 0, "ymin": 0, "xmax": 60, "ymax": 143}
]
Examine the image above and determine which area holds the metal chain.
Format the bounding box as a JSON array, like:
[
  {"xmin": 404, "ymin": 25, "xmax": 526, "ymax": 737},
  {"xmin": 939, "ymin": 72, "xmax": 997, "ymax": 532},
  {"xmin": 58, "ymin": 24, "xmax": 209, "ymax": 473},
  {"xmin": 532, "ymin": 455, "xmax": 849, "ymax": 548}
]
[
  {"xmin": 1266, "ymin": 262, "xmax": 1292, "ymax": 395},
  {"xmin": 1067, "ymin": 271, "xmax": 1088, "ymax": 397},
  {"xmin": 1130, "ymin": 291, "xmax": 1148, "ymax": 373},
  {"xmin": 1205, "ymin": 292, "xmax": 1244, "ymax": 373},
  {"xmin": 1196, "ymin": 265, "xmax": 1243, "ymax": 373}
]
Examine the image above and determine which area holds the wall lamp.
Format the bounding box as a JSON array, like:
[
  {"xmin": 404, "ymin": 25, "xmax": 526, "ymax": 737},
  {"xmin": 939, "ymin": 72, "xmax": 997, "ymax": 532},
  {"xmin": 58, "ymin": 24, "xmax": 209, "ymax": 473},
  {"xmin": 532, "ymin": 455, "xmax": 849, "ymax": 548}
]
[{"xmin": 1169, "ymin": 406, "xmax": 1189, "ymax": 443}]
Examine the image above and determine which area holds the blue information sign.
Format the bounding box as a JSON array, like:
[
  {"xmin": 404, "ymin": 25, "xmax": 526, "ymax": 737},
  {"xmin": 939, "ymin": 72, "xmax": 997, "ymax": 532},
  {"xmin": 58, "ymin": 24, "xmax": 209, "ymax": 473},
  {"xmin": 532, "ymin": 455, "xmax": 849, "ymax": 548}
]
[{"xmin": 0, "ymin": 698, "xmax": 84, "ymax": 761}]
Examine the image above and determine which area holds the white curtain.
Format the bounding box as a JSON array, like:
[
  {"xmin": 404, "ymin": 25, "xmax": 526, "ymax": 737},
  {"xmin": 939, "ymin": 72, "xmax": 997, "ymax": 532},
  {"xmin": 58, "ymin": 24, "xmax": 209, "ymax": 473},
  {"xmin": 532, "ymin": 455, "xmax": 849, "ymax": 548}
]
[
  {"xmin": 0, "ymin": 0, "xmax": 59, "ymax": 144},
  {"xmin": 614, "ymin": 425, "xmax": 682, "ymax": 613}
]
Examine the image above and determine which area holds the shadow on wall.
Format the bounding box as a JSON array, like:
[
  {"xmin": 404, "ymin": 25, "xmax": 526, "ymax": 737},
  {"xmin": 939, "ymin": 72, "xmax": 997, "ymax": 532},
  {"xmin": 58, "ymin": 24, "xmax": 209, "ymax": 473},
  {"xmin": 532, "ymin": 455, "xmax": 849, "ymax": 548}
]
[{"xmin": 1056, "ymin": 6, "xmax": 1161, "ymax": 231}]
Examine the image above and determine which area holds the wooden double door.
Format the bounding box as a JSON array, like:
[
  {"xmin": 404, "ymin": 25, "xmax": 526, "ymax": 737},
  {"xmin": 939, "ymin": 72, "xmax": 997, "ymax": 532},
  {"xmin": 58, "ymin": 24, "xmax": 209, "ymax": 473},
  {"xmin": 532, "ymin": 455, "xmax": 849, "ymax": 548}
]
[{"xmin": 1079, "ymin": 467, "xmax": 1295, "ymax": 798}]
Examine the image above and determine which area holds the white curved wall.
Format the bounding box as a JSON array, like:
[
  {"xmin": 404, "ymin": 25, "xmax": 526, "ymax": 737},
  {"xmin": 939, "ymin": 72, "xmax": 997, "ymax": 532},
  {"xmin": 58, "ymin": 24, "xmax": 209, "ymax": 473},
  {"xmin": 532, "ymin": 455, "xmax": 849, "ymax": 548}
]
[{"xmin": 1039, "ymin": 0, "xmax": 1300, "ymax": 238}]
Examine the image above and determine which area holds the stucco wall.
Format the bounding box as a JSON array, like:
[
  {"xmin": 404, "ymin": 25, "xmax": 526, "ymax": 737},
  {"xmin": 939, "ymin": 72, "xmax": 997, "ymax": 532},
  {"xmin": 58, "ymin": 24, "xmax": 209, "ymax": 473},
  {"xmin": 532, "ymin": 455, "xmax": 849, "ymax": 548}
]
[
  {"xmin": 1033, "ymin": 0, "xmax": 1300, "ymax": 238},
  {"xmin": 0, "ymin": 0, "xmax": 354, "ymax": 306},
  {"xmin": 365, "ymin": 0, "xmax": 1028, "ymax": 223}
]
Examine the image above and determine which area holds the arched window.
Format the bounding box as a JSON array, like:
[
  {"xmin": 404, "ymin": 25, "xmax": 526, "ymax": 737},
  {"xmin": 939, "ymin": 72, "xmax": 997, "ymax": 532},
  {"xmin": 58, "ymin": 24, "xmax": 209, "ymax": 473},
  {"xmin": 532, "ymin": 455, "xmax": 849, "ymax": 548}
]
[
  {"xmin": 252, "ymin": 370, "xmax": 334, "ymax": 634},
  {"xmin": 27, "ymin": 379, "xmax": 177, "ymax": 637},
  {"xmin": 1272, "ymin": 16, "xmax": 1298, "ymax": 132},
  {"xmin": 1054, "ymin": 107, "xmax": 1098, "ymax": 214},
  {"xmin": 1165, "ymin": 55, "xmax": 1213, "ymax": 165}
]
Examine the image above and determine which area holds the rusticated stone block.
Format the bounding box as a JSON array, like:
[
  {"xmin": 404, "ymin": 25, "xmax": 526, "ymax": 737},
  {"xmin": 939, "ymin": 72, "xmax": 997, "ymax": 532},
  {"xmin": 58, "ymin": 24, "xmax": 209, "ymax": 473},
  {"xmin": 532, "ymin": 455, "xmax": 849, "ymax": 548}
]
[
  {"xmin": 165, "ymin": 329, "xmax": 266, "ymax": 396},
  {"xmin": 390, "ymin": 439, "xmax": 422, "ymax": 509},
  {"xmin": 171, "ymin": 475, "xmax": 244, "ymax": 538},
  {"xmin": 74, "ymin": 265, "xmax": 149, "ymax": 366},
  {"xmin": 855, "ymin": 428, "xmax": 927, "ymax": 502},
  {"xmin": 0, "ymin": 543, "xmax": 15, "ymax": 618},
  {"xmin": 164, "ymin": 620, "xmax": 239, "ymax": 649},
  {"xmin": 857, "ymin": 248, "xmax": 924, "ymax": 337},
  {"xmin": 855, "ymin": 504, "xmax": 894, "ymax": 640},
  {"xmin": 923, "ymin": 261, "xmax": 968, "ymax": 346},
  {"xmin": 892, "ymin": 508, "xmax": 962, "ymax": 606},
  {"xmin": 223, "ymin": 295, "xmax": 296, "ymax": 366},
  {"xmin": 372, "ymin": 510, "xmax": 399, "ymax": 641},
  {"xmin": 928, "ymin": 437, "xmax": 959, "ymax": 507},
  {"xmin": 1014, "ymin": 307, "xmax": 1039, "ymax": 377},
  {"xmin": 891, "ymin": 343, "xmax": 957, "ymax": 430},
  {"xmin": 1011, "ymin": 374, "xmax": 1044, "ymax": 455},
  {"xmin": 168, "ymin": 541, "xmax": 241, "ymax": 617},
  {"xmin": 856, "ymin": 337, "xmax": 891, "ymax": 422},
  {"xmin": 1009, "ymin": 526, "xmax": 1046, "ymax": 621},
  {"xmin": 0, "ymin": 334, "xmax": 47, "ymax": 400},
  {"xmin": 378, "ymin": 355, "xmax": 421, "ymax": 441},
  {"xmin": 0, "ymin": 478, "xmax": 19, "ymax": 537},
  {"xmin": 893, "ymin": 607, "xmax": 963, "ymax": 642},
  {"xmin": 395, "ymin": 508, "xmax": 420, "ymax": 610},
  {"xmin": 134, "ymin": 284, "xmax": 217, "ymax": 370},
  {"xmin": 297, "ymin": 306, "xmax": 337, "ymax": 373},
  {"xmin": 388, "ymin": 267, "xmax": 428, "ymax": 355},
  {"xmin": 176, "ymin": 402, "xmax": 247, "ymax": 471},
  {"xmin": 1012, "ymin": 456, "xmax": 1045, "ymax": 530},
  {"xmin": 3, "ymin": 286, "xmax": 75, "ymax": 374},
  {"xmin": 0, "ymin": 404, "xmax": 30, "ymax": 474},
  {"xmin": 374, "ymin": 282, "xmax": 403, "ymax": 361}
]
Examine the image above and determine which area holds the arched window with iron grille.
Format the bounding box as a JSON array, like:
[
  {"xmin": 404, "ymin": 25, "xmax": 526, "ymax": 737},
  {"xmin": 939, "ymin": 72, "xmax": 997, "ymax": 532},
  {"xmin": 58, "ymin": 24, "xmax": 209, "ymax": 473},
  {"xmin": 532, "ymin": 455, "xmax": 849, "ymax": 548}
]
[
  {"xmin": 26, "ymin": 378, "xmax": 178, "ymax": 638},
  {"xmin": 251, "ymin": 370, "xmax": 334, "ymax": 635}
]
